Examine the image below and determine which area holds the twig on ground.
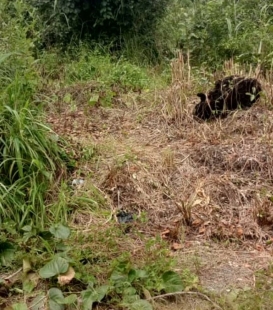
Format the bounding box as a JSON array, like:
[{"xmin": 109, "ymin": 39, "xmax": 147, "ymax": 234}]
[
  {"xmin": 29, "ymin": 295, "xmax": 47, "ymax": 309},
  {"xmin": 4, "ymin": 268, "xmax": 23, "ymax": 280}
]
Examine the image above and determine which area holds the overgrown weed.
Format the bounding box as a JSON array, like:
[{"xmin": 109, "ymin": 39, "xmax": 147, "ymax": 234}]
[{"xmin": 0, "ymin": 104, "xmax": 68, "ymax": 228}]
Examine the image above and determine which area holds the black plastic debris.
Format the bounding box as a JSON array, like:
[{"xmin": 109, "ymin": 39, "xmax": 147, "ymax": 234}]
[{"xmin": 116, "ymin": 210, "xmax": 134, "ymax": 224}]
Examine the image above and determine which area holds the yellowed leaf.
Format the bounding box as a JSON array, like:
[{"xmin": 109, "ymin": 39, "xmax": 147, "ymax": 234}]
[
  {"xmin": 192, "ymin": 199, "xmax": 202, "ymax": 207},
  {"xmin": 57, "ymin": 266, "xmax": 75, "ymax": 286},
  {"xmin": 236, "ymin": 227, "xmax": 244, "ymax": 238},
  {"xmin": 142, "ymin": 288, "xmax": 152, "ymax": 300},
  {"xmin": 192, "ymin": 219, "xmax": 203, "ymax": 226},
  {"xmin": 161, "ymin": 229, "xmax": 170, "ymax": 238},
  {"xmin": 23, "ymin": 258, "xmax": 32, "ymax": 274},
  {"xmin": 171, "ymin": 242, "xmax": 183, "ymax": 251}
]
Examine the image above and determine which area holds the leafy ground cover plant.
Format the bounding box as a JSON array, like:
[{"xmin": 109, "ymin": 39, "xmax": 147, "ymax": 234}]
[{"xmin": 0, "ymin": 222, "xmax": 194, "ymax": 310}]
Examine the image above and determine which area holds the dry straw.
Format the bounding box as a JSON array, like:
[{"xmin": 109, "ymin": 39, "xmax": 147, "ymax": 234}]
[{"xmin": 47, "ymin": 51, "xmax": 273, "ymax": 247}]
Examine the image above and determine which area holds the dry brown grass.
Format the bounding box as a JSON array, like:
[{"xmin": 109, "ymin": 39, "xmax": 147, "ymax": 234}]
[
  {"xmin": 46, "ymin": 54, "xmax": 273, "ymax": 295},
  {"xmin": 47, "ymin": 55, "xmax": 273, "ymax": 243}
]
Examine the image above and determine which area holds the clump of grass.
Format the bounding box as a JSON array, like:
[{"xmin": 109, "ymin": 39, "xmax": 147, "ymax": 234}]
[
  {"xmin": 160, "ymin": 51, "xmax": 194, "ymax": 125},
  {"xmin": 0, "ymin": 102, "xmax": 67, "ymax": 228}
]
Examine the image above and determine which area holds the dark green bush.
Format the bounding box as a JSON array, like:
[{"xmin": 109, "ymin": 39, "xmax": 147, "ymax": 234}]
[{"xmin": 28, "ymin": 0, "xmax": 171, "ymax": 50}]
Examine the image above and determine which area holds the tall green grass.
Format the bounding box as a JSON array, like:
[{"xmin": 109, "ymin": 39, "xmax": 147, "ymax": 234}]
[
  {"xmin": 0, "ymin": 102, "xmax": 67, "ymax": 228},
  {"xmin": 0, "ymin": 0, "xmax": 72, "ymax": 229}
]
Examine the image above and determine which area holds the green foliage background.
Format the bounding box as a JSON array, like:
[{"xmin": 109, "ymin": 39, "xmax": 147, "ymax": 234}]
[
  {"xmin": 28, "ymin": 0, "xmax": 170, "ymax": 54},
  {"xmin": 157, "ymin": 0, "xmax": 273, "ymax": 68}
]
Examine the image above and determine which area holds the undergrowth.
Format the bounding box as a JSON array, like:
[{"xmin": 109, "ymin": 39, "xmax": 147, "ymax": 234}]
[
  {"xmin": 1, "ymin": 1, "xmax": 273, "ymax": 310},
  {"xmin": 0, "ymin": 220, "xmax": 194, "ymax": 309}
]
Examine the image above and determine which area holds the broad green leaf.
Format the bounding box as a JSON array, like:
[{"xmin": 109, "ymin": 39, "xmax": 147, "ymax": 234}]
[
  {"xmin": 23, "ymin": 279, "xmax": 35, "ymax": 293},
  {"xmin": 135, "ymin": 269, "xmax": 148, "ymax": 279},
  {"xmin": 125, "ymin": 299, "xmax": 152, "ymax": 310},
  {"xmin": 128, "ymin": 269, "xmax": 137, "ymax": 282},
  {"xmin": 0, "ymin": 241, "xmax": 15, "ymax": 266},
  {"xmin": 128, "ymin": 269, "xmax": 148, "ymax": 283},
  {"xmin": 123, "ymin": 287, "xmax": 137, "ymax": 296},
  {"xmin": 61, "ymin": 294, "xmax": 77, "ymax": 304},
  {"xmin": 122, "ymin": 294, "xmax": 139, "ymax": 303},
  {"xmin": 49, "ymin": 299, "xmax": 64, "ymax": 310},
  {"xmin": 11, "ymin": 303, "xmax": 28, "ymax": 310},
  {"xmin": 39, "ymin": 257, "xmax": 69, "ymax": 278},
  {"xmin": 55, "ymin": 242, "xmax": 69, "ymax": 251},
  {"xmin": 49, "ymin": 224, "xmax": 70, "ymax": 239},
  {"xmin": 23, "ymin": 272, "xmax": 39, "ymax": 293},
  {"xmin": 89, "ymin": 94, "xmax": 99, "ymax": 106},
  {"xmin": 95, "ymin": 285, "xmax": 109, "ymax": 301},
  {"xmin": 160, "ymin": 271, "xmax": 183, "ymax": 293},
  {"xmin": 49, "ymin": 291, "xmax": 77, "ymax": 305},
  {"xmin": 87, "ymin": 277, "xmax": 96, "ymax": 289},
  {"xmin": 49, "ymin": 288, "xmax": 64, "ymax": 302},
  {"xmin": 48, "ymin": 288, "xmax": 64, "ymax": 310},
  {"xmin": 82, "ymin": 285, "xmax": 108, "ymax": 310},
  {"xmin": 82, "ymin": 289, "xmax": 94, "ymax": 310},
  {"xmin": 110, "ymin": 270, "xmax": 128, "ymax": 283}
]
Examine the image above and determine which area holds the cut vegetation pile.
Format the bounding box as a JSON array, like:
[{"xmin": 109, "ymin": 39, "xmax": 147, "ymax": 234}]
[
  {"xmin": 47, "ymin": 57, "xmax": 273, "ymax": 249},
  {"xmin": 34, "ymin": 56, "xmax": 273, "ymax": 308}
]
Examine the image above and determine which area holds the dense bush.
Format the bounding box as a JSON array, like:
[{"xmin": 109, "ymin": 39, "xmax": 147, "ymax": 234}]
[
  {"xmin": 156, "ymin": 0, "xmax": 273, "ymax": 68},
  {"xmin": 28, "ymin": 0, "xmax": 171, "ymax": 51}
]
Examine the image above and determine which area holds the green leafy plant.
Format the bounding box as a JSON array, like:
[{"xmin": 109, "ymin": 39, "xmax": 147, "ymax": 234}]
[
  {"xmin": 110, "ymin": 61, "xmax": 150, "ymax": 91},
  {"xmin": 156, "ymin": 0, "xmax": 273, "ymax": 68},
  {"xmin": 81, "ymin": 282, "xmax": 109, "ymax": 310},
  {"xmin": 108, "ymin": 258, "xmax": 184, "ymax": 309},
  {"xmin": 0, "ymin": 0, "xmax": 39, "ymax": 95},
  {"xmin": 48, "ymin": 288, "xmax": 77, "ymax": 309},
  {"xmin": 39, "ymin": 257, "xmax": 69, "ymax": 278}
]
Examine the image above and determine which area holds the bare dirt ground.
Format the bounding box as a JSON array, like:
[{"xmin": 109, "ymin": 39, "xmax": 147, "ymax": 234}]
[{"xmin": 46, "ymin": 74, "xmax": 273, "ymax": 308}]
